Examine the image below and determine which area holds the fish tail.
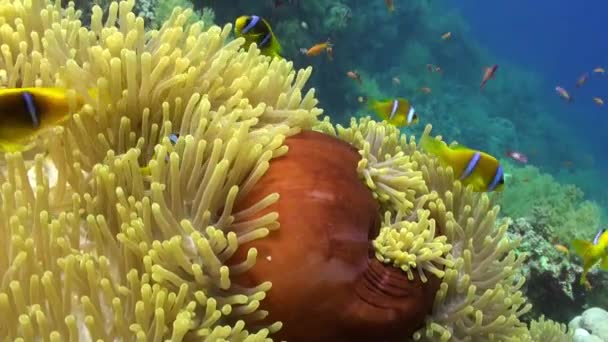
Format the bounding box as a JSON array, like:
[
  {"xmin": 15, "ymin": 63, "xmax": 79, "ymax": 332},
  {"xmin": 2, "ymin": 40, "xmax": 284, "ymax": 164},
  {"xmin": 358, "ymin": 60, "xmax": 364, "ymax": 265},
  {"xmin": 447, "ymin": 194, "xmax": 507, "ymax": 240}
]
[{"xmin": 268, "ymin": 35, "xmax": 283, "ymax": 58}]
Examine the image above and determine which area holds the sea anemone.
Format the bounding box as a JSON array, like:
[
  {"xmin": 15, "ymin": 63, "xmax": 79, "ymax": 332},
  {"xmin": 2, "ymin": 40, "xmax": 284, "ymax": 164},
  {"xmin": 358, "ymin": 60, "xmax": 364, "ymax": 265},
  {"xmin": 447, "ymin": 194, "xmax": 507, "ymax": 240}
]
[{"xmin": 0, "ymin": 0, "xmax": 574, "ymax": 341}]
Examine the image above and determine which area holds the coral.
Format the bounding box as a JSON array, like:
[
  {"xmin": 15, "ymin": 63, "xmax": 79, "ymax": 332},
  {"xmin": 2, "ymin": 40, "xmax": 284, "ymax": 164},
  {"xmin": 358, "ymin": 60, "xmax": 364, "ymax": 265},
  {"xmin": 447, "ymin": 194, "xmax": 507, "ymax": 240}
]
[
  {"xmin": 506, "ymin": 217, "xmax": 605, "ymax": 323},
  {"xmin": 152, "ymin": 0, "xmax": 215, "ymax": 29},
  {"xmin": 569, "ymin": 307, "xmax": 608, "ymax": 341},
  {"xmin": 0, "ymin": 0, "xmax": 320, "ymax": 339},
  {"xmin": 0, "ymin": 1, "xmax": 579, "ymax": 340},
  {"xmin": 525, "ymin": 315, "xmax": 572, "ymax": 341},
  {"xmin": 500, "ymin": 164, "xmax": 601, "ymax": 243}
]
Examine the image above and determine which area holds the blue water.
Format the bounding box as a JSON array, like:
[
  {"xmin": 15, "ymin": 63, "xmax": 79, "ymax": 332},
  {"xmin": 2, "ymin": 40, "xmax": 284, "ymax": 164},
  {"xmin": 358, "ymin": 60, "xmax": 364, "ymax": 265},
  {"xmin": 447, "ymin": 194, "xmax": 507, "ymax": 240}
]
[{"xmin": 452, "ymin": 0, "xmax": 608, "ymax": 202}]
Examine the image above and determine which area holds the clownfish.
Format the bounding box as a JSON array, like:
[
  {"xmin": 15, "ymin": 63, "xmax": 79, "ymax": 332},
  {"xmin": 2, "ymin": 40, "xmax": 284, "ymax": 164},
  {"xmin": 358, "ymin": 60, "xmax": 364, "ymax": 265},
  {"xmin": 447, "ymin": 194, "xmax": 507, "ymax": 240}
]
[
  {"xmin": 572, "ymin": 228, "xmax": 608, "ymax": 289},
  {"xmin": 140, "ymin": 133, "xmax": 180, "ymax": 176},
  {"xmin": 234, "ymin": 15, "xmax": 282, "ymax": 58},
  {"xmin": 367, "ymin": 98, "xmax": 418, "ymax": 127},
  {"xmin": 0, "ymin": 87, "xmax": 90, "ymax": 153},
  {"xmin": 420, "ymin": 135, "xmax": 504, "ymax": 192}
]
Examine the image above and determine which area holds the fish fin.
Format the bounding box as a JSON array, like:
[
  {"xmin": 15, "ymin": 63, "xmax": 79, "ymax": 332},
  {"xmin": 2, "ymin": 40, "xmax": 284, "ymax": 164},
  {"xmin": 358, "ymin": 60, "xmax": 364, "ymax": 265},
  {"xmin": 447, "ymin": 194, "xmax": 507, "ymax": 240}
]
[
  {"xmin": 0, "ymin": 138, "xmax": 35, "ymax": 153},
  {"xmin": 571, "ymin": 239, "xmax": 592, "ymax": 257},
  {"xmin": 451, "ymin": 144, "xmax": 471, "ymax": 151},
  {"xmin": 601, "ymin": 255, "xmax": 608, "ymax": 271},
  {"xmin": 420, "ymin": 134, "xmax": 446, "ymax": 158}
]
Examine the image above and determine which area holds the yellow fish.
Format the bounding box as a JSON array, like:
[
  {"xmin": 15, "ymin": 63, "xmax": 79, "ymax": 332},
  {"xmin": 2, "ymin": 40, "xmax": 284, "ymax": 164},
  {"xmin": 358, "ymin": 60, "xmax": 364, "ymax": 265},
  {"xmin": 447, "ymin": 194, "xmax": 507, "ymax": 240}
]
[
  {"xmin": 234, "ymin": 15, "xmax": 282, "ymax": 58},
  {"xmin": 572, "ymin": 228, "xmax": 608, "ymax": 289},
  {"xmin": 0, "ymin": 87, "xmax": 86, "ymax": 153},
  {"xmin": 368, "ymin": 98, "xmax": 419, "ymax": 127},
  {"xmin": 420, "ymin": 135, "xmax": 504, "ymax": 192}
]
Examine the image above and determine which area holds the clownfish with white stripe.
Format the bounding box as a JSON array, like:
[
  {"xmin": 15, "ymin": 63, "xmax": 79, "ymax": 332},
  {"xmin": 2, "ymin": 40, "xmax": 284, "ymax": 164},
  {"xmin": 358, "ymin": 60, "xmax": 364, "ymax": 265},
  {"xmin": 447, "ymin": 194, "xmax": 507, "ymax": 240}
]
[
  {"xmin": 234, "ymin": 15, "xmax": 282, "ymax": 58},
  {"xmin": 367, "ymin": 98, "xmax": 419, "ymax": 127},
  {"xmin": 420, "ymin": 134, "xmax": 504, "ymax": 192},
  {"xmin": 0, "ymin": 87, "xmax": 89, "ymax": 153}
]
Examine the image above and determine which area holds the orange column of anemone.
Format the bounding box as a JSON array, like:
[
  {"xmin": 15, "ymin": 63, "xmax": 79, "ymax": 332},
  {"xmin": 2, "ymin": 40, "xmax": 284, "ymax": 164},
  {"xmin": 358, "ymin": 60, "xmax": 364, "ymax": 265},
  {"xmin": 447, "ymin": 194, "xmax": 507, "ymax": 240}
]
[{"xmin": 232, "ymin": 131, "xmax": 440, "ymax": 341}]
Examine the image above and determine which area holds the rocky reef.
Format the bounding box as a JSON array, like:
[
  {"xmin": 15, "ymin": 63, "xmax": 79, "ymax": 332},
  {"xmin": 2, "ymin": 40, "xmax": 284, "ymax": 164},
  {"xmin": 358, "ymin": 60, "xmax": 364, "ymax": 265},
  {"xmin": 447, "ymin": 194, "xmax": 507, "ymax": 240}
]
[{"xmin": 570, "ymin": 307, "xmax": 608, "ymax": 342}]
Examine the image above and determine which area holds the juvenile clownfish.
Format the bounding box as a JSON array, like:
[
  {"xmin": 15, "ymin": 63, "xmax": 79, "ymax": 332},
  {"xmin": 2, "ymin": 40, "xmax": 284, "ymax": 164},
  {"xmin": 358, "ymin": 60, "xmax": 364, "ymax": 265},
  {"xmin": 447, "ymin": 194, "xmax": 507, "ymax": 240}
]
[
  {"xmin": 572, "ymin": 228, "xmax": 608, "ymax": 289},
  {"xmin": 0, "ymin": 87, "xmax": 88, "ymax": 153},
  {"xmin": 140, "ymin": 133, "xmax": 180, "ymax": 176},
  {"xmin": 420, "ymin": 135, "xmax": 504, "ymax": 192},
  {"xmin": 367, "ymin": 98, "xmax": 418, "ymax": 127},
  {"xmin": 234, "ymin": 15, "xmax": 282, "ymax": 58}
]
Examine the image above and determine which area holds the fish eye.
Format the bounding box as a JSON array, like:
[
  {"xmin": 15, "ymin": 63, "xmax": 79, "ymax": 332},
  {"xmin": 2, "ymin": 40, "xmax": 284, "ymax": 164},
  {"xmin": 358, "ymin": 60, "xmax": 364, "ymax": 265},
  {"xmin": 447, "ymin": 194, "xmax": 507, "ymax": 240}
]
[{"xmin": 245, "ymin": 17, "xmax": 252, "ymax": 25}]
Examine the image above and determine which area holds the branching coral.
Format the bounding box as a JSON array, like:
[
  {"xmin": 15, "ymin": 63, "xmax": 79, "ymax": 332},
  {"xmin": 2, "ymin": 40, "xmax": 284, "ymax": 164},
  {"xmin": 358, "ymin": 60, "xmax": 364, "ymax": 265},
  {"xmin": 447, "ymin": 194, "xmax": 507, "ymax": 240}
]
[{"xmin": 0, "ymin": 0, "xmax": 320, "ymax": 340}]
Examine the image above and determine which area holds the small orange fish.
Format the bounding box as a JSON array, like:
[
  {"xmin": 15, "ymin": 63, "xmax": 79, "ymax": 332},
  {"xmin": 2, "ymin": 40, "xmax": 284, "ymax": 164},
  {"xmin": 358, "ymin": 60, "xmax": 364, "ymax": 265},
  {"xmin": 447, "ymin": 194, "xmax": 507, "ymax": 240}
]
[
  {"xmin": 576, "ymin": 73, "xmax": 589, "ymax": 88},
  {"xmin": 385, "ymin": 0, "xmax": 394, "ymax": 13},
  {"xmin": 441, "ymin": 32, "xmax": 452, "ymax": 40},
  {"xmin": 392, "ymin": 77, "xmax": 401, "ymax": 86},
  {"xmin": 593, "ymin": 97, "xmax": 604, "ymax": 106},
  {"xmin": 554, "ymin": 244, "xmax": 569, "ymax": 255},
  {"xmin": 480, "ymin": 64, "xmax": 498, "ymax": 90},
  {"xmin": 300, "ymin": 40, "xmax": 332, "ymax": 57},
  {"xmin": 593, "ymin": 67, "xmax": 605, "ymax": 74},
  {"xmin": 419, "ymin": 87, "xmax": 432, "ymax": 94},
  {"xmin": 346, "ymin": 71, "xmax": 362, "ymax": 84}
]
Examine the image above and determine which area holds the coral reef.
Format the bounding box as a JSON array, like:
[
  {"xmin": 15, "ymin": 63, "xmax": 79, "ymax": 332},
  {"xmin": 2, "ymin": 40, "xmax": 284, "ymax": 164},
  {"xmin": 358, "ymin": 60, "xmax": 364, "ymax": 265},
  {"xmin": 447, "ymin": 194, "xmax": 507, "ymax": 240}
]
[
  {"xmin": 0, "ymin": 0, "xmax": 584, "ymax": 340},
  {"xmin": 507, "ymin": 217, "xmax": 608, "ymax": 323},
  {"xmin": 500, "ymin": 164, "xmax": 602, "ymax": 243},
  {"xmin": 152, "ymin": 0, "xmax": 215, "ymax": 29}
]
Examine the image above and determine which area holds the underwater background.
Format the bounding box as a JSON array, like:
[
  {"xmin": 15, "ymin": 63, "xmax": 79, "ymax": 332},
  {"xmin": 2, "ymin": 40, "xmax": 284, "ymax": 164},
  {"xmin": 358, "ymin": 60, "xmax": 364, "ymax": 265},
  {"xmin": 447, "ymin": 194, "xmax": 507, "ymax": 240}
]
[
  {"xmin": 81, "ymin": 0, "xmax": 608, "ymax": 333},
  {"xmin": 1, "ymin": 0, "xmax": 606, "ymax": 340},
  {"xmin": 205, "ymin": 0, "xmax": 608, "ymax": 336}
]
